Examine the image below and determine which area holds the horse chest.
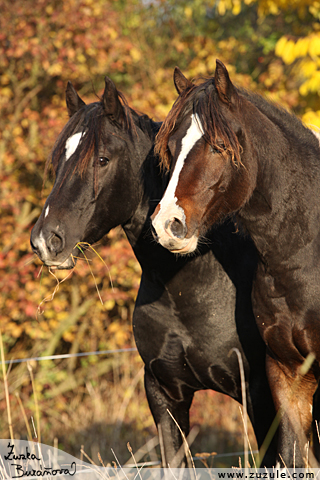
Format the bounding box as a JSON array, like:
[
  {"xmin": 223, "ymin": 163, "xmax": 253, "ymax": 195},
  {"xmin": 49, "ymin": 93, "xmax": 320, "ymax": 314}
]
[
  {"xmin": 134, "ymin": 297, "xmax": 242, "ymax": 399},
  {"xmin": 134, "ymin": 251, "xmax": 252, "ymax": 400},
  {"xmin": 147, "ymin": 333, "xmax": 241, "ymax": 401}
]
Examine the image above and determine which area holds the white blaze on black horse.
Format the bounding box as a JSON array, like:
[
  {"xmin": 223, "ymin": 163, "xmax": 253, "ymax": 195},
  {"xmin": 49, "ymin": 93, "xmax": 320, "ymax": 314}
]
[
  {"xmin": 65, "ymin": 132, "xmax": 83, "ymax": 161},
  {"xmin": 152, "ymin": 60, "xmax": 320, "ymax": 467},
  {"xmin": 31, "ymin": 77, "xmax": 277, "ymax": 467}
]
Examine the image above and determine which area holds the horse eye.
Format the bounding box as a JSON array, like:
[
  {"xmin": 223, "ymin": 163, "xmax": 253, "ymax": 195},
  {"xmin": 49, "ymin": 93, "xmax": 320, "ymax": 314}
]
[
  {"xmin": 99, "ymin": 157, "xmax": 109, "ymax": 167},
  {"xmin": 210, "ymin": 146, "xmax": 220, "ymax": 154},
  {"xmin": 210, "ymin": 144, "xmax": 226, "ymax": 154}
]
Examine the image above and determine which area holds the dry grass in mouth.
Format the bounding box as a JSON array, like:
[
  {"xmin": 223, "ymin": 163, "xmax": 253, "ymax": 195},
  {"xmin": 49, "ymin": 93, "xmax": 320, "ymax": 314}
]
[
  {"xmin": 75, "ymin": 242, "xmax": 114, "ymax": 304},
  {"xmin": 35, "ymin": 241, "xmax": 115, "ymax": 316},
  {"xmin": 37, "ymin": 266, "xmax": 75, "ymax": 317}
]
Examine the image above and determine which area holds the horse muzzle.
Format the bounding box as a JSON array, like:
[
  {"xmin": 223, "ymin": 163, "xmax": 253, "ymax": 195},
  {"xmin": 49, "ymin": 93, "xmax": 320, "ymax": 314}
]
[
  {"xmin": 151, "ymin": 208, "xmax": 198, "ymax": 255},
  {"xmin": 30, "ymin": 225, "xmax": 77, "ymax": 270}
]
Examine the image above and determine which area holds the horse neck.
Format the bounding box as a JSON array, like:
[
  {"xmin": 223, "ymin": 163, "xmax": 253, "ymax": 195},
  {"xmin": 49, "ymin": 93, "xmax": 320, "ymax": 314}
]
[
  {"xmin": 238, "ymin": 100, "xmax": 320, "ymax": 267},
  {"xmin": 122, "ymin": 119, "xmax": 163, "ymax": 252}
]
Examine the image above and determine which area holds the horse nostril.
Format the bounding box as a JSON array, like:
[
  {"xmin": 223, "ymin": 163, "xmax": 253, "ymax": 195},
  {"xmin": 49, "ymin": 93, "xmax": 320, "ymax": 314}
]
[
  {"xmin": 47, "ymin": 232, "xmax": 63, "ymax": 254},
  {"xmin": 168, "ymin": 217, "xmax": 187, "ymax": 239}
]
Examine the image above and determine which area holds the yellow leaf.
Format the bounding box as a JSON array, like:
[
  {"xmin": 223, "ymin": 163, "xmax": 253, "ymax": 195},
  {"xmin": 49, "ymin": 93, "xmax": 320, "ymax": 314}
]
[
  {"xmin": 275, "ymin": 36, "xmax": 288, "ymax": 58},
  {"xmin": 108, "ymin": 28, "xmax": 118, "ymax": 40},
  {"xmin": 309, "ymin": 72, "xmax": 320, "ymax": 92},
  {"xmin": 130, "ymin": 47, "xmax": 141, "ymax": 62},
  {"xmin": 268, "ymin": 2, "xmax": 279, "ymax": 15},
  {"xmin": 47, "ymin": 63, "xmax": 63, "ymax": 75},
  {"xmin": 299, "ymin": 72, "xmax": 320, "ymax": 95},
  {"xmin": 232, "ymin": 0, "xmax": 241, "ymax": 15},
  {"xmin": 53, "ymin": 39, "xmax": 63, "ymax": 49},
  {"xmin": 63, "ymin": 331, "xmax": 75, "ymax": 343},
  {"xmin": 309, "ymin": 35, "xmax": 320, "ymax": 57},
  {"xmin": 1, "ymin": 74, "xmax": 10, "ymax": 86},
  {"xmin": 185, "ymin": 6, "xmax": 193, "ymax": 18},
  {"xmin": 13, "ymin": 126, "xmax": 23, "ymax": 136},
  {"xmin": 301, "ymin": 60, "xmax": 317, "ymax": 77},
  {"xmin": 303, "ymin": 110, "xmax": 320, "ymax": 130},
  {"xmin": 281, "ymin": 39, "xmax": 296, "ymax": 65},
  {"xmin": 310, "ymin": 2, "xmax": 320, "ymax": 19},
  {"xmin": 105, "ymin": 299, "xmax": 115, "ymax": 310},
  {"xmin": 294, "ymin": 37, "xmax": 310, "ymax": 58},
  {"xmin": 1, "ymin": 87, "xmax": 13, "ymax": 98},
  {"xmin": 76, "ymin": 53, "xmax": 86, "ymax": 64},
  {"xmin": 217, "ymin": 0, "xmax": 227, "ymax": 15}
]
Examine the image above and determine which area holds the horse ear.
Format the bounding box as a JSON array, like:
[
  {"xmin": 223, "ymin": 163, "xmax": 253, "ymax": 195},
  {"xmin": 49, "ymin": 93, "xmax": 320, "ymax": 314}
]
[
  {"xmin": 66, "ymin": 82, "xmax": 86, "ymax": 117},
  {"xmin": 102, "ymin": 77, "xmax": 124, "ymax": 121},
  {"xmin": 174, "ymin": 67, "xmax": 193, "ymax": 94},
  {"xmin": 214, "ymin": 59, "xmax": 236, "ymax": 105}
]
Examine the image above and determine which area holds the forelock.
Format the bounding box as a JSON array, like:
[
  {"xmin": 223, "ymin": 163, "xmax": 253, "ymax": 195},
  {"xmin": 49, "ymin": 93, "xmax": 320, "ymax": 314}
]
[{"xmin": 155, "ymin": 78, "xmax": 243, "ymax": 170}]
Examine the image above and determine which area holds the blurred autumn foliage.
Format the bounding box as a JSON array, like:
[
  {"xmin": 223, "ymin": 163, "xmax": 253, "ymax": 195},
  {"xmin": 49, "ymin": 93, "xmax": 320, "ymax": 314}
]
[{"xmin": 0, "ymin": 0, "xmax": 320, "ymax": 465}]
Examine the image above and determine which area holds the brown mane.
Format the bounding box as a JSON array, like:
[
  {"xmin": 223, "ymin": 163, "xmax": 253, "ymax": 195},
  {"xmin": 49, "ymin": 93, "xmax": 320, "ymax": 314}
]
[{"xmin": 155, "ymin": 78, "xmax": 242, "ymax": 170}]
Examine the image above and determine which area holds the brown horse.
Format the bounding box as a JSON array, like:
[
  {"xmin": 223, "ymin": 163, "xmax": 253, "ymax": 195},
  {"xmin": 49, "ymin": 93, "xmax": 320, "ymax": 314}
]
[{"xmin": 151, "ymin": 60, "xmax": 320, "ymax": 467}]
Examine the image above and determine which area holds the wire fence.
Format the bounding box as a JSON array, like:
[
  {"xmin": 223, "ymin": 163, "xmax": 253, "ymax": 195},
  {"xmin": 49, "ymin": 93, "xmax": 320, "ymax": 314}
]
[
  {"xmin": 3, "ymin": 346, "xmax": 254, "ymax": 464},
  {"xmin": 125, "ymin": 449, "xmax": 260, "ymax": 468},
  {"xmin": 3, "ymin": 347, "xmax": 138, "ymax": 365}
]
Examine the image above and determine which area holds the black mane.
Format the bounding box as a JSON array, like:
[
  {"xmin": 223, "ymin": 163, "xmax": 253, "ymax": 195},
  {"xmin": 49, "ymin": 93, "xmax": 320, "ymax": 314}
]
[{"xmin": 45, "ymin": 93, "xmax": 158, "ymax": 184}]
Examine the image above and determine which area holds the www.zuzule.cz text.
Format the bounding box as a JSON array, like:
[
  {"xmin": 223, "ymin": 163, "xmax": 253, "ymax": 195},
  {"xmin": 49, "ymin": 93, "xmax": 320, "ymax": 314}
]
[{"xmin": 217, "ymin": 472, "xmax": 314, "ymax": 479}]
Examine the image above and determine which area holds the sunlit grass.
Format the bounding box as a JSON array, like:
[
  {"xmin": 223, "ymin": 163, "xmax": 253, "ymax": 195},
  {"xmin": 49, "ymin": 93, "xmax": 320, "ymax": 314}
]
[{"xmin": 75, "ymin": 242, "xmax": 114, "ymax": 304}]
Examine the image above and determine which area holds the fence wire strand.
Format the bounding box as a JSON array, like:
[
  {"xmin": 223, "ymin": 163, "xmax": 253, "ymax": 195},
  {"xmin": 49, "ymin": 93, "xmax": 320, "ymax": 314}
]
[{"xmin": 3, "ymin": 347, "xmax": 137, "ymax": 365}]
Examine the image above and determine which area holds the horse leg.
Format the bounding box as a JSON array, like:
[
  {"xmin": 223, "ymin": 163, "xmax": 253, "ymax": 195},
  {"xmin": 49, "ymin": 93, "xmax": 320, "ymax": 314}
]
[
  {"xmin": 144, "ymin": 368, "xmax": 194, "ymax": 467},
  {"xmin": 247, "ymin": 375, "xmax": 277, "ymax": 467},
  {"xmin": 312, "ymin": 384, "xmax": 320, "ymax": 462},
  {"xmin": 266, "ymin": 353, "xmax": 317, "ymax": 467}
]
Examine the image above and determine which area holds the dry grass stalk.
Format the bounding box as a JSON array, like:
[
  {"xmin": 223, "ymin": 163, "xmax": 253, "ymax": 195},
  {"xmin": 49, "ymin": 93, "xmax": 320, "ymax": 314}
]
[
  {"xmin": 37, "ymin": 266, "xmax": 74, "ymax": 316},
  {"xmin": 239, "ymin": 406, "xmax": 257, "ymax": 470},
  {"xmin": 15, "ymin": 392, "xmax": 32, "ymax": 441},
  {"xmin": 229, "ymin": 348, "xmax": 248, "ymax": 470},
  {"xmin": 27, "ymin": 361, "xmax": 41, "ymax": 443},
  {"xmin": 127, "ymin": 442, "xmax": 145, "ymax": 480},
  {"xmin": 80, "ymin": 447, "xmax": 111, "ymax": 480},
  {"xmin": 76, "ymin": 242, "xmax": 114, "ymax": 304},
  {"xmin": 0, "ymin": 330, "xmax": 14, "ymax": 440},
  {"xmin": 166, "ymin": 408, "xmax": 197, "ymax": 473},
  {"xmin": 124, "ymin": 436, "xmax": 159, "ymax": 466},
  {"xmin": 111, "ymin": 448, "xmax": 129, "ymax": 480}
]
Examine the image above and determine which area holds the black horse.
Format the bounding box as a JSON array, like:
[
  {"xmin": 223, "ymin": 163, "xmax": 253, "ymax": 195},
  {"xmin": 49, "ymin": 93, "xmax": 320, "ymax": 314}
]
[
  {"xmin": 152, "ymin": 60, "xmax": 320, "ymax": 467},
  {"xmin": 30, "ymin": 77, "xmax": 276, "ymax": 467}
]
